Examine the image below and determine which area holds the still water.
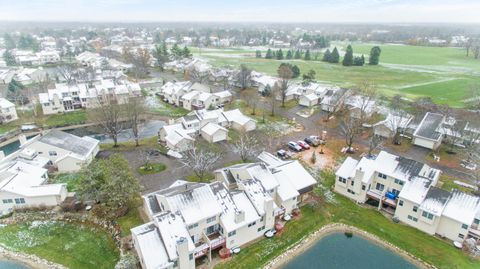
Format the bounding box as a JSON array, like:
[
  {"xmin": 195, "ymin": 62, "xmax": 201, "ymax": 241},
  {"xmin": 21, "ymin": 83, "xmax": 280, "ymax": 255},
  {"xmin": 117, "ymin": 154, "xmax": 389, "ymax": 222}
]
[
  {"xmin": 283, "ymin": 232, "xmax": 418, "ymax": 269},
  {"xmin": 0, "ymin": 260, "xmax": 31, "ymax": 269}
]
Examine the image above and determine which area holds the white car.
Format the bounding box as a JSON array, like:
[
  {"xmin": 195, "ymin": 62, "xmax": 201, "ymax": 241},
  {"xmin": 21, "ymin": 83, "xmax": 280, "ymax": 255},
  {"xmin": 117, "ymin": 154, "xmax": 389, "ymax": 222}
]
[{"xmin": 288, "ymin": 141, "xmax": 302, "ymax": 152}]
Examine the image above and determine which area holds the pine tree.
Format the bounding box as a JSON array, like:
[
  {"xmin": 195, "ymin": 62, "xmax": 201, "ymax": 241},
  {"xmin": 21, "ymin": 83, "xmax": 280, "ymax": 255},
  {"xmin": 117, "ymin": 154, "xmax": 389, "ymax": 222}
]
[
  {"xmin": 286, "ymin": 50, "xmax": 293, "ymax": 59},
  {"xmin": 265, "ymin": 49, "xmax": 273, "ymax": 59},
  {"xmin": 361, "ymin": 54, "xmax": 365, "ymax": 65},
  {"xmin": 304, "ymin": 49, "xmax": 311, "ymax": 61},
  {"xmin": 330, "ymin": 47, "xmax": 340, "ymax": 63},
  {"xmin": 3, "ymin": 50, "xmax": 16, "ymax": 66},
  {"xmin": 342, "ymin": 45, "xmax": 354, "ymax": 66},
  {"xmin": 291, "ymin": 65, "xmax": 300, "ymax": 78},
  {"xmin": 322, "ymin": 49, "xmax": 331, "ymax": 62},
  {"xmin": 294, "ymin": 50, "xmax": 301, "ymax": 59},
  {"xmin": 182, "ymin": 46, "xmax": 192, "ymax": 58},
  {"xmin": 171, "ymin": 44, "xmax": 180, "ymax": 59},
  {"xmin": 369, "ymin": 46, "xmax": 381, "ymax": 65},
  {"xmin": 276, "ymin": 49, "xmax": 284, "ymax": 60}
]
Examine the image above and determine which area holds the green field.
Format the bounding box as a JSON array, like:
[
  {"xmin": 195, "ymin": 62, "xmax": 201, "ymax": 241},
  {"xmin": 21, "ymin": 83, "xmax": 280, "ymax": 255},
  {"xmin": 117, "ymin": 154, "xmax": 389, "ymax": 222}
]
[
  {"xmin": 194, "ymin": 43, "xmax": 480, "ymax": 108},
  {"xmin": 0, "ymin": 221, "xmax": 119, "ymax": 269}
]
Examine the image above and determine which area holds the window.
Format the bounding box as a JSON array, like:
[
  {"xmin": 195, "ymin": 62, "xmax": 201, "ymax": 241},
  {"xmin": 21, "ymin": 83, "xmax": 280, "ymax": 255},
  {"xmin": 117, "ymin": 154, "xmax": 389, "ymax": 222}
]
[
  {"xmin": 207, "ymin": 216, "xmax": 216, "ymax": 223},
  {"xmin": 14, "ymin": 198, "xmax": 25, "ymax": 204},
  {"xmin": 228, "ymin": 230, "xmax": 236, "ymax": 237},
  {"xmin": 338, "ymin": 177, "xmax": 346, "ymax": 184},
  {"xmin": 347, "ymin": 189, "xmax": 356, "ymax": 195},
  {"xmin": 474, "ymin": 219, "xmax": 480, "ymax": 225},
  {"xmin": 260, "ymin": 216, "xmax": 264, "ymax": 222},
  {"xmin": 48, "ymin": 151, "xmax": 57, "ymax": 156},
  {"xmin": 399, "ymin": 200, "xmax": 404, "ymax": 206},
  {"xmin": 2, "ymin": 199, "xmax": 13, "ymax": 204},
  {"xmin": 413, "ymin": 206, "xmax": 418, "ymax": 212},
  {"xmin": 392, "ymin": 189, "xmax": 400, "ymax": 196},
  {"xmin": 461, "ymin": 224, "xmax": 468, "ymax": 229},
  {"xmin": 394, "ymin": 179, "xmax": 404, "ymax": 186},
  {"xmin": 351, "ymin": 181, "xmax": 354, "ymax": 186},
  {"xmin": 422, "ymin": 211, "xmax": 434, "ymax": 220},
  {"xmin": 248, "ymin": 221, "xmax": 256, "ymax": 227},
  {"xmin": 375, "ymin": 183, "xmax": 385, "ymax": 192},
  {"xmin": 458, "ymin": 234, "xmax": 464, "ymax": 239},
  {"xmin": 407, "ymin": 215, "xmax": 418, "ymax": 222},
  {"xmin": 378, "ymin": 173, "xmax": 387, "ymax": 179},
  {"xmin": 189, "ymin": 254, "xmax": 193, "ymax": 260},
  {"xmin": 361, "ymin": 185, "xmax": 366, "ymax": 191},
  {"xmin": 187, "ymin": 223, "xmax": 198, "ymax": 230},
  {"xmin": 257, "ymin": 226, "xmax": 265, "ymax": 232}
]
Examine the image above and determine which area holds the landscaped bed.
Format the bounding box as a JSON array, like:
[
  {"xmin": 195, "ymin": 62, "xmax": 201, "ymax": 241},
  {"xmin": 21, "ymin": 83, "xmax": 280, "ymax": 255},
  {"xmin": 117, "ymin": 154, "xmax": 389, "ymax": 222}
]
[
  {"xmin": 137, "ymin": 163, "xmax": 167, "ymax": 175},
  {"xmin": 0, "ymin": 221, "xmax": 119, "ymax": 269}
]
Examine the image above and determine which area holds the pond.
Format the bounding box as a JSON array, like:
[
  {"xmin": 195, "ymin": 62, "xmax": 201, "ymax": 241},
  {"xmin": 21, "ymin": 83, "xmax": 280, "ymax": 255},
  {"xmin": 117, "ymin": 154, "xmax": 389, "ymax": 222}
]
[
  {"xmin": 282, "ymin": 232, "xmax": 418, "ymax": 269},
  {"xmin": 0, "ymin": 259, "xmax": 32, "ymax": 269}
]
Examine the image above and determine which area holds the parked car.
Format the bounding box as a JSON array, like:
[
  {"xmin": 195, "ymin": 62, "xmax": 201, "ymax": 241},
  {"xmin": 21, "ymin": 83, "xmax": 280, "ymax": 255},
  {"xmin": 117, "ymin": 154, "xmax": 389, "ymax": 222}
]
[
  {"xmin": 277, "ymin": 149, "xmax": 287, "ymax": 159},
  {"xmin": 288, "ymin": 141, "xmax": 302, "ymax": 152},
  {"xmin": 297, "ymin": 140, "xmax": 310, "ymax": 150},
  {"xmin": 305, "ymin": 136, "xmax": 326, "ymax": 146}
]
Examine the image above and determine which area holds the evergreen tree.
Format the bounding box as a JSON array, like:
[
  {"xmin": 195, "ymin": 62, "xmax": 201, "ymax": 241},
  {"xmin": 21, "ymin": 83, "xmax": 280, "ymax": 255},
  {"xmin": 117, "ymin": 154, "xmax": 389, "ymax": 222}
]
[
  {"xmin": 255, "ymin": 50, "xmax": 262, "ymax": 58},
  {"xmin": 361, "ymin": 54, "xmax": 365, "ymax": 65},
  {"xmin": 302, "ymin": 69, "xmax": 316, "ymax": 84},
  {"xmin": 286, "ymin": 50, "xmax": 293, "ymax": 59},
  {"xmin": 3, "ymin": 50, "xmax": 16, "ymax": 66},
  {"xmin": 182, "ymin": 46, "xmax": 192, "ymax": 58},
  {"xmin": 265, "ymin": 48, "xmax": 273, "ymax": 59},
  {"xmin": 330, "ymin": 47, "xmax": 340, "ymax": 63},
  {"xmin": 291, "ymin": 65, "xmax": 300, "ymax": 78},
  {"xmin": 161, "ymin": 41, "xmax": 169, "ymax": 57},
  {"xmin": 322, "ymin": 49, "xmax": 331, "ymax": 62},
  {"xmin": 7, "ymin": 79, "xmax": 28, "ymax": 105},
  {"xmin": 3, "ymin": 34, "xmax": 15, "ymax": 50},
  {"xmin": 276, "ymin": 49, "xmax": 284, "ymax": 60},
  {"xmin": 369, "ymin": 46, "xmax": 382, "ymax": 65},
  {"xmin": 294, "ymin": 49, "xmax": 301, "ymax": 59},
  {"xmin": 342, "ymin": 45, "xmax": 354, "ymax": 66},
  {"xmin": 304, "ymin": 49, "xmax": 311, "ymax": 61},
  {"xmin": 170, "ymin": 44, "xmax": 181, "ymax": 59}
]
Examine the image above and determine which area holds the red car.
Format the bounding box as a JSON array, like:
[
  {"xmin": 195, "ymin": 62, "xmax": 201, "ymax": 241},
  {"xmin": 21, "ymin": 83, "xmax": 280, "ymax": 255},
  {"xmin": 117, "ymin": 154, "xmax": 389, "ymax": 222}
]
[{"xmin": 297, "ymin": 140, "xmax": 310, "ymax": 150}]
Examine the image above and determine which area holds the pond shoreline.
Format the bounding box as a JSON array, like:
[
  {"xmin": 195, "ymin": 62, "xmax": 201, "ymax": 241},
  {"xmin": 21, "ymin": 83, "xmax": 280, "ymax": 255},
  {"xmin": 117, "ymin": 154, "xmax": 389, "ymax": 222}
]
[
  {"xmin": 0, "ymin": 246, "xmax": 66, "ymax": 269},
  {"xmin": 264, "ymin": 223, "xmax": 436, "ymax": 269}
]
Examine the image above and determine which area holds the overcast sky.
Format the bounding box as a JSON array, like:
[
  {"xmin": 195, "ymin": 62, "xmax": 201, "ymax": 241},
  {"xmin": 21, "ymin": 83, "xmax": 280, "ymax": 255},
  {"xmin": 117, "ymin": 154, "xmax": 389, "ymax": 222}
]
[{"xmin": 0, "ymin": 0, "xmax": 478, "ymax": 23}]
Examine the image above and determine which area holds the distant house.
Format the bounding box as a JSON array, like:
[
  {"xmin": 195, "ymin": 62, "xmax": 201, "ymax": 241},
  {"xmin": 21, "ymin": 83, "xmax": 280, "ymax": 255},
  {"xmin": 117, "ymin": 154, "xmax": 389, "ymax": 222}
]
[
  {"xmin": 0, "ymin": 98, "xmax": 18, "ymax": 124},
  {"xmin": 200, "ymin": 122, "xmax": 228, "ymax": 143},
  {"xmin": 20, "ymin": 130, "xmax": 99, "ymax": 172},
  {"xmin": 158, "ymin": 123, "xmax": 195, "ymax": 152},
  {"xmin": 222, "ymin": 109, "xmax": 256, "ymax": 132},
  {"xmin": 299, "ymin": 93, "xmax": 319, "ymax": 107},
  {"xmin": 320, "ymin": 88, "xmax": 349, "ymax": 113},
  {"xmin": 412, "ymin": 112, "xmax": 445, "ymax": 150},
  {"xmin": 344, "ymin": 95, "xmax": 377, "ymax": 120},
  {"xmin": 373, "ymin": 113, "xmax": 413, "ymax": 139}
]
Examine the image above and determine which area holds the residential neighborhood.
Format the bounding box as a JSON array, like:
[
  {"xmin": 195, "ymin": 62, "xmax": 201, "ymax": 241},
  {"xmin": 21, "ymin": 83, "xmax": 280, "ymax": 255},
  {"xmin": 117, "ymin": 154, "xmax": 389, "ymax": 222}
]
[{"xmin": 0, "ymin": 2, "xmax": 479, "ymax": 269}]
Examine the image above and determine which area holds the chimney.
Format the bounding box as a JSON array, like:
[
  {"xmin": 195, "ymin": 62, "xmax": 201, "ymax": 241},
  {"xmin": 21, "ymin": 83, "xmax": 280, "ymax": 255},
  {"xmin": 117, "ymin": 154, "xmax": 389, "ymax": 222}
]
[
  {"xmin": 234, "ymin": 210, "xmax": 245, "ymax": 224},
  {"xmin": 175, "ymin": 237, "xmax": 192, "ymax": 269},
  {"xmin": 18, "ymin": 134, "xmax": 27, "ymax": 147},
  {"xmin": 355, "ymin": 167, "xmax": 365, "ymax": 182}
]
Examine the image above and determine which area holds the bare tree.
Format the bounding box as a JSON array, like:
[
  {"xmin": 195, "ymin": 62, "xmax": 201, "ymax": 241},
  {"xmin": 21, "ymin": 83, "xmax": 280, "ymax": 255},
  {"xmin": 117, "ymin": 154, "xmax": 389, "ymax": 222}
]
[
  {"xmin": 389, "ymin": 95, "xmax": 411, "ymax": 145},
  {"xmin": 355, "ymin": 80, "xmax": 377, "ymax": 125},
  {"xmin": 340, "ymin": 113, "xmax": 361, "ymax": 153},
  {"xmin": 187, "ymin": 68, "xmax": 208, "ymax": 84},
  {"xmin": 178, "ymin": 145, "xmax": 223, "ymax": 182},
  {"xmin": 126, "ymin": 97, "xmax": 147, "ymax": 146},
  {"xmin": 236, "ymin": 64, "xmax": 252, "ymax": 90},
  {"xmin": 466, "ymin": 84, "xmax": 480, "ymax": 110},
  {"xmin": 367, "ymin": 133, "xmax": 384, "ymax": 158},
  {"xmin": 89, "ymin": 94, "xmax": 125, "ymax": 147},
  {"xmin": 277, "ymin": 64, "xmax": 293, "ymax": 107},
  {"xmin": 232, "ymin": 132, "xmax": 262, "ymax": 162},
  {"xmin": 269, "ymin": 84, "xmax": 279, "ymax": 116},
  {"xmin": 56, "ymin": 65, "xmax": 76, "ymax": 84}
]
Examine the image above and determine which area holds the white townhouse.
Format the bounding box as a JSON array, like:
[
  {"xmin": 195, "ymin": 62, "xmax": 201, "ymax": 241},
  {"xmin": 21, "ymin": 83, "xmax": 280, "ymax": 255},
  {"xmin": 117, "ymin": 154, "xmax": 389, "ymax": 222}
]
[
  {"xmin": 344, "ymin": 95, "xmax": 377, "ymax": 120},
  {"xmin": 395, "ymin": 177, "xmax": 480, "ymax": 243},
  {"xmin": 133, "ymin": 152, "xmax": 316, "ymax": 269},
  {"xmin": 39, "ymin": 79, "xmax": 142, "ymax": 115},
  {"xmin": 158, "ymin": 81, "xmax": 194, "ymax": 106},
  {"xmin": 19, "ymin": 130, "xmax": 99, "ymax": 172},
  {"xmin": 284, "ymin": 82, "xmax": 329, "ymax": 103},
  {"xmin": 0, "ymin": 67, "xmax": 48, "ymax": 85},
  {"xmin": 335, "ymin": 151, "xmax": 441, "ymax": 213},
  {"xmin": 75, "ymin": 51, "xmax": 105, "ymax": 68},
  {"xmin": 0, "ymin": 98, "xmax": 18, "ymax": 123},
  {"xmin": 320, "ymin": 87, "xmax": 350, "ymax": 113},
  {"xmin": 159, "ymin": 108, "xmax": 256, "ymax": 152},
  {"xmin": 0, "ymin": 148, "xmax": 67, "ymax": 215},
  {"xmin": 11, "ymin": 49, "xmax": 60, "ymax": 66},
  {"xmin": 412, "ymin": 112, "xmax": 445, "ymax": 150}
]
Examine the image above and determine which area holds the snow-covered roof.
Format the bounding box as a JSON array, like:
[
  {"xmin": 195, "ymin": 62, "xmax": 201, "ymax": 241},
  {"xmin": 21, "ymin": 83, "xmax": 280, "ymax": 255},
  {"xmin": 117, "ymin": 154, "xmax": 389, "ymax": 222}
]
[
  {"xmin": 301, "ymin": 93, "xmax": 319, "ymax": 101},
  {"xmin": 36, "ymin": 130, "xmax": 99, "ymax": 161},
  {"xmin": 420, "ymin": 187, "xmax": 450, "ymax": 216},
  {"xmin": 131, "ymin": 223, "xmax": 172, "ymax": 269},
  {"xmin": 154, "ymin": 212, "xmax": 195, "ymax": 261},
  {"xmin": 162, "ymin": 123, "xmax": 194, "ymax": 146},
  {"xmin": 257, "ymin": 151, "xmax": 286, "ymax": 167},
  {"xmin": 213, "ymin": 90, "xmax": 232, "ymax": 99},
  {"xmin": 335, "ymin": 157, "xmax": 359, "ymax": 179},
  {"xmin": 200, "ymin": 122, "xmax": 227, "ymax": 136},
  {"xmin": 414, "ymin": 112, "xmax": 444, "ymax": 141},
  {"xmin": 442, "ymin": 190, "xmax": 480, "ymax": 224},
  {"xmin": 271, "ymin": 160, "xmax": 317, "ymax": 192},
  {"xmin": 222, "ymin": 109, "xmax": 254, "ymax": 126},
  {"xmin": 345, "ymin": 95, "xmax": 376, "ymax": 114},
  {"xmin": 398, "ymin": 176, "xmax": 434, "ymax": 205},
  {"xmin": 246, "ymin": 163, "xmax": 279, "ymax": 191},
  {"xmin": 374, "ymin": 113, "xmax": 413, "ymax": 132},
  {"xmin": 240, "ymin": 179, "xmax": 275, "ymax": 216},
  {"xmin": 210, "ymin": 182, "xmax": 260, "ymax": 232},
  {"xmin": 156, "ymin": 182, "xmax": 223, "ymax": 225},
  {"xmin": 0, "ymin": 98, "xmax": 15, "ymax": 109}
]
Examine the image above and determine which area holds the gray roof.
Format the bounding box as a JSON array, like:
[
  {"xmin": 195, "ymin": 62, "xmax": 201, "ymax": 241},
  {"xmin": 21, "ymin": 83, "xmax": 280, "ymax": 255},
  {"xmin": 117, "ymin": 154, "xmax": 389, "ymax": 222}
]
[
  {"xmin": 424, "ymin": 187, "xmax": 450, "ymax": 206},
  {"xmin": 38, "ymin": 130, "xmax": 98, "ymax": 157},
  {"xmin": 414, "ymin": 112, "xmax": 444, "ymax": 140}
]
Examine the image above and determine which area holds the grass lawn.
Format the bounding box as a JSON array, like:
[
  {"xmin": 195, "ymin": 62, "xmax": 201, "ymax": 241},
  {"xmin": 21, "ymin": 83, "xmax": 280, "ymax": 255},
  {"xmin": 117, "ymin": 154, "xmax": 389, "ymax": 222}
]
[
  {"xmin": 439, "ymin": 175, "xmax": 476, "ymax": 194},
  {"xmin": 185, "ymin": 173, "xmax": 215, "ymax": 183},
  {"xmin": 0, "ymin": 221, "xmax": 119, "ymax": 269},
  {"xmin": 150, "ymin": 98, "xmax": 189, "ymax": 117},
  {"xmin": 117, "ymin": 198, "xmax": 144, "ymax": 236},
  {"xmin": 137, "ymin": 162, "xmax": 167, "ymax": 175},
  {"xmin": 0, "ymin": 122, "xmax": 18, "ymax": 135},
  {"xmin": 41, "ymin": 111, "xmax": 88, "ymax": 128},
  {"xmin": 50, "ymin": 172, "xmax": 81, "ymax": 192},
  {"xmin": 100, "ymin": 136, "xmax": 164, "ymax": 152},
  {"xmin": 215, "ymin": 171, "xmax": 478, "ymax": 269}
]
